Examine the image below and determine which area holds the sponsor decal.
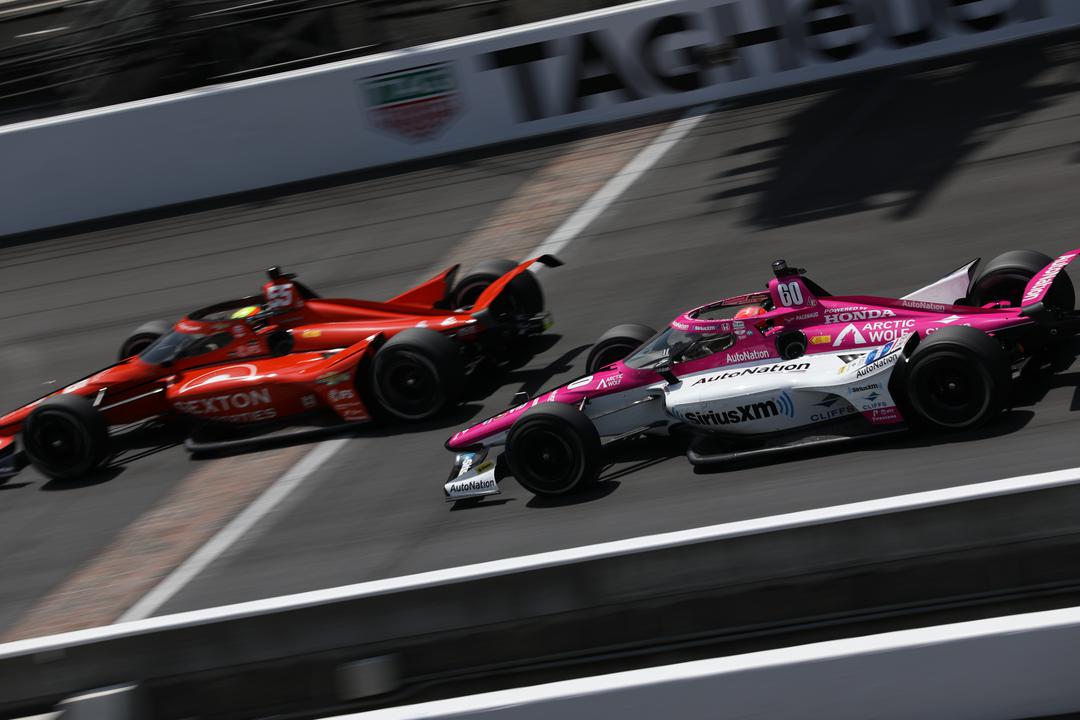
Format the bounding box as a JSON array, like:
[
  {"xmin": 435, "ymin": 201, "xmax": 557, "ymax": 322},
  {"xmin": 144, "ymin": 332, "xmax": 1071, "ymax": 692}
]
[
  {"xmin": 870, "ymin": 406, "xmax": 903, "ymax": 424},
  {"xmin": 855, "ymin": 352, "xmax": 899, "ymax": 378},
  {"xmin": 301, "ymin": 394, "xmax": 318, "ymax": 409},
  {"xmin": 328, "ymin": 388, "xmax": 356, "ymax": 402},
  {"xmin": 1023, "ymin": 252, "xmax": 1077, "ymax": 303},
  {"xmin": 597, "ymin": 373, "xmax": 623, "ymax": 390},
  {"xmin": 725, "ymin": 349, "xmax": 771, "ymax": 363},
  {"xmin": 175, "ymin": 388, "xmax": 272, "ymax": 416},
  {"xmin": 811, "ymin": 405, "xmax": 855, "ymax": 422},
  {"xmin": 448, "ymin": 478, "xmax": 497, "ymax": 494},
  {"xmin": 900, "ymin": 299, "xmax": 946, "ymax": 312},
  {"xmin": 364, "ymin": 62, "xmax": 461, "ymax": 141},
  {"xmin": 681, "ymin": 400, "xmax": 781, "ymax": 426},
  {"xmin": 481, "ymin": 1, "xmax": 1045, "ymax": 122},
  {"xmin": 456, "ymin": 452, "xmax": 476, "ymax": 477},
  {"xmin": 691, "ymin": 362, "xmax": 810, "ymax": 385},
  {"xmin": 834, "ymin": 323, "xmax": 865, "ymax": 346},
  {"xmin": 848, "ymin": 383, "xmax": 880, "ymax": 394},
  {"xmin": 776, "ymin": 390, "xmax": 795, "ymax": 419},
  {"xmin": 825, "ymin": 309, "xmax": 896, "ymax": 324},
  {"xmin": 671, "ymin": 319, "xmax": 691, "ymax": 331},
  {"xmin": 814, "ymin": 396, "xmax": 841, "ymax": 408},
  {"xmin": 810, "ymin": 334, "xmax": 832, "ymax": 345},
  {"xmin": 301, "ymin": 329, "xmax": 322, "ymax": 338}
]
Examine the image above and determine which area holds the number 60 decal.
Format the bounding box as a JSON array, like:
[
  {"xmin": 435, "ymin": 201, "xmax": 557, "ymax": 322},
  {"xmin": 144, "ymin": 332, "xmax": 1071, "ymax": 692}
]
[{"xmin": 777, "ymin": 281, "xmax": 804, "ymax": 307}]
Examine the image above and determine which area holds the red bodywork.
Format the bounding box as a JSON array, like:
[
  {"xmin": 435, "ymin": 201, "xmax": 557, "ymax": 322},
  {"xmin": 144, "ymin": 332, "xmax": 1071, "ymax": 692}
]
[{"xmin": 0, "ymin": 258, "xmax": 549, "ymax": 465}]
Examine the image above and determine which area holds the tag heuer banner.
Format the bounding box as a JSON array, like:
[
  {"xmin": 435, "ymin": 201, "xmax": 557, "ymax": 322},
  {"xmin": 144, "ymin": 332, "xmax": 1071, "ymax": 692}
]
[{"xmin": 364, "ymin": 62, "xmax": 462, "ymax": 142}]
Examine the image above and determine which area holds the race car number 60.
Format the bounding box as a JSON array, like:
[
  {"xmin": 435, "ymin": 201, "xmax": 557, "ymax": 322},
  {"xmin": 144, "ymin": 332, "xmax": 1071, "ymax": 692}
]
[{"xmin": 778, "ymin": 281, "xmax": 803, "ymax": 307}]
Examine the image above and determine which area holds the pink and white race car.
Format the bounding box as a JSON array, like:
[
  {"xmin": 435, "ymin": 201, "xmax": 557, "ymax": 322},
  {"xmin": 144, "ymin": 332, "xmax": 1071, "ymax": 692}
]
[{"xmin": 444, "ymin": 248, "xmax": 1078, "ymax": 501}]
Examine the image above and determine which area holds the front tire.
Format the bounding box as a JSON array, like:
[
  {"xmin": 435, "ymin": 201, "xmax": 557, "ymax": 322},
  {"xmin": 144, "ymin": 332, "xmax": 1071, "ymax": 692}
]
[
  {"xmin": 450, "ymin": 258, "xmax": 544, "ymax": 315},
  {"xmin": 118, "ymin": 319, "xmax": 172, "ymax": 360},
  {"xmin": 903, "ymin": 326, "xmax": 1010, "ymax": 431},
  {"xmin": 505, "ymin": 403, "xmax": 601, "ymax": 496},
  {"xmin": 23, "ymin": 395, "xmax": 110, "ymax": 481},
  {"xmin": 967, "ymin": 250, "xmax": 1074, "ymax": 310},
  {"xmin": 585, "ymin": 323, "xmax": 657, "ymax": 374},
  {"xmin": 370, "ymin": 329, "xmax": 464, "ymax": 422}
]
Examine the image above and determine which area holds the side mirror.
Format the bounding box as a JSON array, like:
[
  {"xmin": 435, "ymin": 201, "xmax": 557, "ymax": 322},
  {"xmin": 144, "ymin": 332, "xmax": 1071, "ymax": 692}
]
[{"xmin": 655, "ymin": 358, "xmax": 680, "ymax": 385}]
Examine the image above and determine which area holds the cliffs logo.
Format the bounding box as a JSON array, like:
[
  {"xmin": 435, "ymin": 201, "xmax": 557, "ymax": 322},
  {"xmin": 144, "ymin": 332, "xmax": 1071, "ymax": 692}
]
[{"xmin": 363, "ymin": 63, "xmax": 461, "ymax": 142}]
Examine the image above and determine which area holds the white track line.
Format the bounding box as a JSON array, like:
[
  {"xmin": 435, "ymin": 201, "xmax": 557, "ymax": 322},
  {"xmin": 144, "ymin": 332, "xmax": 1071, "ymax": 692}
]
[
  {"xmin": 118, "ymin": 106, "xmax": 712, "ymax": 622},
  {"xmin": 118, "ymin": 438, "xmax": 349, "ymax": 621},
  {"xmin": 531, "ymin": 103, "xmax": 715, "ymax": 262}
]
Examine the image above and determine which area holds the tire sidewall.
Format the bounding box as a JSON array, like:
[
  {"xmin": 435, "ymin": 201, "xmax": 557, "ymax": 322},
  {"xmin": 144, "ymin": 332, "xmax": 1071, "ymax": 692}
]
[
  {"xmin": 23, "ymin": 401, "xmax": 108, "ymax": 480},
  {"xmin": 371, "ymin": 346, "xmax": 449, "ymax": 422},
  {"xmin": 506, "ymin": 406, "xmax": 601, "ymax": 496}
]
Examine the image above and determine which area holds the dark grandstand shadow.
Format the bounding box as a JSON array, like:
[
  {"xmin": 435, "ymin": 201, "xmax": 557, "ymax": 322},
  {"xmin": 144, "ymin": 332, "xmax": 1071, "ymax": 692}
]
[{"xmin": 709, "ymin": 43, "xmax": 1079, "ymax": 229}]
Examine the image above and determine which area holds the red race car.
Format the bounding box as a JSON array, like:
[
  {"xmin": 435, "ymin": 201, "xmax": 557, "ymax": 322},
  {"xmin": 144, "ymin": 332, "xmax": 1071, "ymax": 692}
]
[{"xmin": 0, "ymin": 255, "xmax": 560, "ymax": 481}]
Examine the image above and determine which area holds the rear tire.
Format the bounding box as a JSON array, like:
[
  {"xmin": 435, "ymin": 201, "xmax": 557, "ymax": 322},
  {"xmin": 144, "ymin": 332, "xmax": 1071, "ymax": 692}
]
[
  {"xmin": 585, "ymin": 323, "xmax": 657, "ymax": 374},
  {"xmin": 450, "ymin": 258, "xmax": 544, "ymax": 315},
  {"xmin": 23, "ymin": 395, "xmax": 110, "ymax": 481},
  {"xmin": 506, "ymin": 403, "xmax": 601, "ymax": 496},
  {"xmin": 370, "ymin": 329, "xmax": 464, "ymax": 422},
  {"xmin": 967, "ymin": 250, "xmax": 1074, "ymax": 310},
  {"xmin": 903, "ymin": 326, "xmax": 1009, "ymax": 431},
  {"xmin": 119, "ymin": 319, "xmax": 172, "ymax": 360}
]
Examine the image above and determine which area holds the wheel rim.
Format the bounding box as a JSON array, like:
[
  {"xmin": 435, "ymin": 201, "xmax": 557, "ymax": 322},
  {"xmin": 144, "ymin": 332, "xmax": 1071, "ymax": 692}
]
[
  {"xmin": 28, "ymin": 412, "xmax": 88, "ymax": 470},
  {"xmin": 454, "ymin": 280, "xmax": 490, "ymax": 311},
  {"xmin": 971, "ymin": 271, "xmax": 1029, "ymax": 307},
  {"xmin": 909, "ymin": 352, "xmax": 992, "ymax": 428},
  {"xmin": 374, "ymin": 350, "xmax": 444, "ymax": 420},
  {"xmin": 512, "ymin": 425, "xmax": 581, "ymax": 494}
]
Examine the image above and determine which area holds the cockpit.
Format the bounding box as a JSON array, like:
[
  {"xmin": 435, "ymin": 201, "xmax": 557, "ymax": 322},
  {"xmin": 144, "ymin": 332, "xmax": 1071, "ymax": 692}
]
[{"xmin": 623, "ymin": 297, "xmax": 770, "ymax": 370}]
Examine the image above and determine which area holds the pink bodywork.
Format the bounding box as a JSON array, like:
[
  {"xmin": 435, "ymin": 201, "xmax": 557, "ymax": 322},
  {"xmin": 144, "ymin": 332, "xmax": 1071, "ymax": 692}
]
[{"xmin": 447, "ymin": 249, "xmax": 1080, "ymax": 450}]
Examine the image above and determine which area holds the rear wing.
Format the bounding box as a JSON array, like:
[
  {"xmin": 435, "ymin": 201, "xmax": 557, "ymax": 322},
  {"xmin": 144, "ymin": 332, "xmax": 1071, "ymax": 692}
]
[
  {"xmin": 472, "ymin": 255, "xmax": 563, "ymax": 313},
  {"xmin": 1021, "ymin": 249, "xmax": 1079, "ymax": 307}
]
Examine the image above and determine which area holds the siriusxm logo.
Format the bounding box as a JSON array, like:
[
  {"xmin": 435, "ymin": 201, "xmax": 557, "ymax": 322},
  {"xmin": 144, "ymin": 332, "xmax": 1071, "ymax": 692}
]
[{"xmin": 681, "ymin": 391, "xmax": 795, "ymax": 426}]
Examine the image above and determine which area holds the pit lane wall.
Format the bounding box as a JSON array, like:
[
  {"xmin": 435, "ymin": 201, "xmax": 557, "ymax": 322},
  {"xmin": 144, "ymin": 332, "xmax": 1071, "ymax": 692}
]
[
  {"xmin": 3, "ymin": 468, "xmax": 1080, "ymax": 718},
  {"xmin": 2, "ymin": 0, "xmax": 1079, "ymax": 237},
  {"xmin": 345, "ymin": 606, "xmax": 1080, "ymax": 720}
]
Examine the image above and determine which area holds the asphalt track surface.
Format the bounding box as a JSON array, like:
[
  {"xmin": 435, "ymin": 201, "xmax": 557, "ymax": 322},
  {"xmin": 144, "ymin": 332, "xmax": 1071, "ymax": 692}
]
[{"xmin": 2, "ymin": 39, "xmax": 1080, "ymax": 630}]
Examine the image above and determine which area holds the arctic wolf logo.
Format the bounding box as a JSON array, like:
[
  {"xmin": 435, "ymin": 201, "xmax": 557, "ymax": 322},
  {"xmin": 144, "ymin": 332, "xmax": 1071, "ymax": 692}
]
[{"xmin": 364, "ymin": 62, "xmax": 461, "ymax": 141}]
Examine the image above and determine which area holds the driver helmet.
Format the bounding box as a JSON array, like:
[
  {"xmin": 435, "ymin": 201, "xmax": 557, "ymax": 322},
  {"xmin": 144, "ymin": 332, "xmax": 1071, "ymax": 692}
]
[{"xmin": 734, "ymin": 304, "xmax": 767, "ymax": 319}]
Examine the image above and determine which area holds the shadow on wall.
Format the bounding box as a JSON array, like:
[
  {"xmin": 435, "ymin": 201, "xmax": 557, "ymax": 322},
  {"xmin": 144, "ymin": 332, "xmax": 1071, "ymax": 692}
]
[{"xmin": 711, "ymin": 43, "xmax": 1079, "ymax": 229}]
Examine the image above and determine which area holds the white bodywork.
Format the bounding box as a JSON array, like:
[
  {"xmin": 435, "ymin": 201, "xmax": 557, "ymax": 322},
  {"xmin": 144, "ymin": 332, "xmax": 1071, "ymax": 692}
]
[
  {"xmin": 901, "ymin": 260, "xmax": 977, "ymax": 306},
  {"xmin": 444, "ymin": 335, "xmax": 913, "ymax": 500}
]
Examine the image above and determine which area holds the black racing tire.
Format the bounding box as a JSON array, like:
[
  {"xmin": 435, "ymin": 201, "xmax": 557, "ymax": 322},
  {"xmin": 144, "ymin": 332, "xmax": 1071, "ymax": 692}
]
[
  {"xmin": 585, "ymin": 323, "xmax": 657, "ymax": 374},
  {"xmin": 450, "ymin": 258, "xmax": 544, "ymax": 315},
  {"xmin": 505, "ymin": 403, "xmax": 601, "ymax": 497},
  {"xmin": 903, "ymin": 326, "xmax": 1010, "ymax": 431},
  {"xmin": 370, "ymin": 328, "xmax": 465, "ymax": 422},
  {"xmin": 118, "ymin": 319, "xmax": 172, "ymax": 360},
  {"xmin": 967, "ymin": 250, "xmax": 1074, "ymax": 310},
  {"xmin": 23, "ymin": 395, "xmax": 110, "ymax": 481}
]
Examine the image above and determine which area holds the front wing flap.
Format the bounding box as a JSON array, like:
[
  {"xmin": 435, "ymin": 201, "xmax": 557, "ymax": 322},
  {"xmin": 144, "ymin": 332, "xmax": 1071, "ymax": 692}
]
[{"xmin": 444, "ymin": 447, "xmax": 500, "ymax": 501}]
